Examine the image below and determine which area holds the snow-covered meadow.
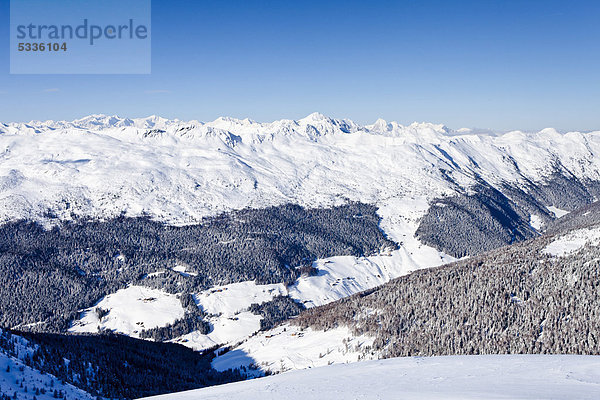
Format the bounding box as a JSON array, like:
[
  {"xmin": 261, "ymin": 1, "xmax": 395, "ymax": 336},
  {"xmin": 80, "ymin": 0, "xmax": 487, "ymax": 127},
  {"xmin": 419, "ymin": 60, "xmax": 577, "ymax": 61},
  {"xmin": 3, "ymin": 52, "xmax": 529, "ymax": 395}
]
[{"xmin": 544, "ymin": 227, "xmax": 600, "ymax": 257}]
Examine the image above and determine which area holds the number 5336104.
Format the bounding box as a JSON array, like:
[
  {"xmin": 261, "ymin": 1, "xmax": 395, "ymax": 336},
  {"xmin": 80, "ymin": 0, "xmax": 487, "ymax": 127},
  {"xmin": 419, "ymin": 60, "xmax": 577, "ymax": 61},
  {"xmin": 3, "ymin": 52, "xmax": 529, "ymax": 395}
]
[{"xmin": 18, "ymin": 42, "xmax": 67, "ymax": 52}]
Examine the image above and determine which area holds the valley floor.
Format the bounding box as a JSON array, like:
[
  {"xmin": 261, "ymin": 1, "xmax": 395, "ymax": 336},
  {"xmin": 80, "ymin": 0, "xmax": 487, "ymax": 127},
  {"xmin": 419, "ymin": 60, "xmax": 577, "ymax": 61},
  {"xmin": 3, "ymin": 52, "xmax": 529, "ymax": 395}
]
[{"xmin": 141, "ymin": 354, "xmax": 600, "ymax": 400}]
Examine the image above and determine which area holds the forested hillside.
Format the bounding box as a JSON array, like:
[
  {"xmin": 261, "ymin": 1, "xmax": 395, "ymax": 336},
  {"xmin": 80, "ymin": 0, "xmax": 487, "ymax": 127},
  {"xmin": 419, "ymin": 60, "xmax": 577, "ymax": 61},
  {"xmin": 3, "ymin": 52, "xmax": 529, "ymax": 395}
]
[
  {"xmin": 0, "ymin": 329, "xmax": 243, "ymax": 399},
  {"xmin": 295, "ymin": 218, "xmax": 600, "ymax": 357},
  {"xmin": 0, "ymin": 202, "xmax": 395, "ymax": 333},
  {"xmin": 415, "ymin": 176, "xmax": 600, "ymax": 257},
  {"xmin": 546, "ymin": 200, "xmax": 600, "ymax": 234}
]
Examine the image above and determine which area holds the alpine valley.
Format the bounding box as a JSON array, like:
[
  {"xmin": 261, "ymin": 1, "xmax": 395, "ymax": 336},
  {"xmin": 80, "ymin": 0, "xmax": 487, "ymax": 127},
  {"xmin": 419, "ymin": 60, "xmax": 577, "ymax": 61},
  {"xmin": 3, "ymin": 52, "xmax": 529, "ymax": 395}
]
[{"xmin": 1, "ymin": 113, "xmax": 600, "ymax": 399}]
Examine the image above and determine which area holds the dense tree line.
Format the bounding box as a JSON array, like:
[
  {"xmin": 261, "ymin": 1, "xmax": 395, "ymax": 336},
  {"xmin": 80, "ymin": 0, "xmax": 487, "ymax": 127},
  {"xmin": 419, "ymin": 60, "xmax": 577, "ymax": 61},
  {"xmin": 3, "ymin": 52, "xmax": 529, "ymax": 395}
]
[
  {"xmin": 416, "ymin": 173, "xmax": 600, "ymax": 257},
  {"xmin": 0, "ymin": 202, "xmax": 396, "ymax": 333},
  {"xmin": 0, "ymin": 329, "xmax": 243, "ymax": 399},
  {"xmin": 295, "ymin": 225, "xmax": 600, "ymax": 357},
  {"xmin": 249, "ymin": 296, "xmax": 306, "ymax": 331},
  {"xmin": 138, "ymin": 314, "xmax": 210, "ymax": 341},
  {"xmin": 546, "ymin": 200, "xmax": 600, "ymax": 234},
  {"xmin": 416, "ymin": 182, "xmax": 538, "ymax": 257},
  {"xmin": 530, "ymin": 172, "xmax": 600, "ymax": 211}
]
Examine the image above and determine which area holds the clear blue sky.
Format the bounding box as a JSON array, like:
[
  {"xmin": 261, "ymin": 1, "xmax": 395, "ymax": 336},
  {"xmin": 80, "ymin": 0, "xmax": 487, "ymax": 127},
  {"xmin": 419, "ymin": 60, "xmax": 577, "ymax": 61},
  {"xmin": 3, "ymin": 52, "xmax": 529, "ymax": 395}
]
[{"xmin": 0, "ymin": 0, "xmax": 599, "ymax": 131}]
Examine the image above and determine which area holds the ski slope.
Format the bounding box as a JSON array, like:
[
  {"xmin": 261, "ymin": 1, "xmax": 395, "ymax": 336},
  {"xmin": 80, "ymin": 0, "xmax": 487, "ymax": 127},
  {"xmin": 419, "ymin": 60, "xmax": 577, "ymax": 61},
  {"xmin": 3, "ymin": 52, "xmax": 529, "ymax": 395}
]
[{"xmin": 141, "ymin": 355, "xmax": 600, "ymax": 400}]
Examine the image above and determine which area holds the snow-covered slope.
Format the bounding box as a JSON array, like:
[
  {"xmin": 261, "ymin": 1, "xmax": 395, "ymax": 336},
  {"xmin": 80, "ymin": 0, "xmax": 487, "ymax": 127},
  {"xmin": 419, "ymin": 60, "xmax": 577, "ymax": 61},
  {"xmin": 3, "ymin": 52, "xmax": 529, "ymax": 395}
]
[
  {"xmin": 0, "ymin": 353, "xmax": 93, "ymax": 400},
  {"xmin": 211, "ymin": 323, "xmax": 376, "ymax": 374},
  {"xmin": 141, "ymin": 355, "xmax": 600, "ymax": 400},
  {"xmin": 543, "ymin": 226, "xmax": 600, "ymax": 256},
  {"xmin": 0, "ymin": 330, "xmax": 94, "ymax": 400},
  {"xmin": 69, "ymin": 286, "xmax": 186, "ymax": 337},
  {"xmin": 173, "ymin": 282, "xmax": 288, "ymax": 350}
]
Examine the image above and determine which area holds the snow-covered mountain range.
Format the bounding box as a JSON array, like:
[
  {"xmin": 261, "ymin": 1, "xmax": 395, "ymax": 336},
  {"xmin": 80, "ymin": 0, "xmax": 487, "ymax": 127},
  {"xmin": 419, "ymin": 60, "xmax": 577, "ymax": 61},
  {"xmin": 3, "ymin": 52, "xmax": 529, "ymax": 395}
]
[{"xmin": 1, "ymin": 112, "xmax": 598, "ymax": 227}]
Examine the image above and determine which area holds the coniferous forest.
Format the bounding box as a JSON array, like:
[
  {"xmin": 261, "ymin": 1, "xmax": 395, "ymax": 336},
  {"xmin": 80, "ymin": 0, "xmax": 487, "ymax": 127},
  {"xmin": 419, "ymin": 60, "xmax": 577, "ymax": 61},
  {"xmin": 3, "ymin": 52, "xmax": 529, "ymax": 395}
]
[{"xmin": 295, "ymin": 217, "xmax": 600, "ymax": 357}]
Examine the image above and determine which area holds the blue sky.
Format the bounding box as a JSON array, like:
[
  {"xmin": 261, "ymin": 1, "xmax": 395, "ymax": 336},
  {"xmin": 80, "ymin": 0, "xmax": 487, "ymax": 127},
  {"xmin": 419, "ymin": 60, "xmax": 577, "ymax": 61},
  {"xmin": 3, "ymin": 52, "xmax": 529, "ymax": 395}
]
[{"xmin": 0, "ymin": 0, "xmax": 599, "ymax": 131}]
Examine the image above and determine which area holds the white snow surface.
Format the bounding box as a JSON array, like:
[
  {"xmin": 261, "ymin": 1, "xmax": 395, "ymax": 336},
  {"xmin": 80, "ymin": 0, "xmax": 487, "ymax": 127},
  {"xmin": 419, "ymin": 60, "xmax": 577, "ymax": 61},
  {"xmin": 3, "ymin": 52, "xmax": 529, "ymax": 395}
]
[
  {"xmin": 543, "ymin": 226, "xmax": 600, "ymax": 257},
  {"xmin": 69, "ymin": 286, "xmax": 185, "ymax": 337},
  {"xmin": 548, "ymin": 206, "xmax": 570, "ymax": 218},
  {"xmin": 530, "ymin": 214, "xmax": 543, "ymax": 231},
  {"xmin": 141, "ymin": 355, "xmax": 600, "ymax": 400},
  {"xmin": 196, "ymin": 282, "xmax": 287, "ymax": 317},
  {"xmin": 171, "ymin": 282, "xmax": 288, "ymax": 350},
  {"xmin": 172, "ymin": 265, "xmax": 197, "ymax": 277},
  {"xmin": 173, "ymin": 311, "xmax": 263, "ymax": 351}
]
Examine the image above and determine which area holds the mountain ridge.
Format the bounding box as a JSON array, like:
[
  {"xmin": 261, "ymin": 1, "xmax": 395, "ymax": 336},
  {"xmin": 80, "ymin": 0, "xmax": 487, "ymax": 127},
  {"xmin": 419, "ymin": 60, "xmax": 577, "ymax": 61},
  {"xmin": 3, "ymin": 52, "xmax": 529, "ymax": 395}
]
[
  {"xmin": 1, "ymin": 112, "xmax": 599, "ymax": 228},
  {"xmin": 1, "ymin": 112, "xmax": 590, "ymax": 138}
]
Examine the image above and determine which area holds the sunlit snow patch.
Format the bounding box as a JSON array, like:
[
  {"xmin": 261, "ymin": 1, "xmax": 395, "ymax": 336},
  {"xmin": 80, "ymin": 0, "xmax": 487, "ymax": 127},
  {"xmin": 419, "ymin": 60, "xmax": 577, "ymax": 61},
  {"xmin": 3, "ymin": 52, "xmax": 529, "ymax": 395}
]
[
  {"xmin": 195, "ymin": 281, "xmax": 287, "ymax": 317},
  {"xmin": 548, "ymin": 206, "xmax": 570, "ymax": 218},
  {"xmin": 69, "ymin": 286, "xmax": 185, "ymax": 337},
  {"xmin": 173, "ymin": 311, "xmax": 263, "ymax": 351},
  {"xmin": 172, "ymin": 265, "xmax": 198, "ymax": 277},
  {"xmin": 171, "ymin": 282, "xmax": 287, "ymax": 350},
  {"xmin": 543, "ymin": 227, "xmax": 600, "ymax": 257},
  {"xmin": 530, "ymin": 214, "xmax": 543, "ymax": 231},
  {"xmin": 211, "ymin": 324, "xmax": 376, "ymax": 375}
]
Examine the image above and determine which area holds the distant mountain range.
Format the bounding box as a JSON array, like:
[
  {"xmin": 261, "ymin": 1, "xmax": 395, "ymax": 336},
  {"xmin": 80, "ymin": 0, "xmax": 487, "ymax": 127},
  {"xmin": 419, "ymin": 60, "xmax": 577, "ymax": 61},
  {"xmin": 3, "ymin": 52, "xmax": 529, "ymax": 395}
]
[{"xmin": 1, "ymin": 113, "xmax": 599, "ymax": 227}]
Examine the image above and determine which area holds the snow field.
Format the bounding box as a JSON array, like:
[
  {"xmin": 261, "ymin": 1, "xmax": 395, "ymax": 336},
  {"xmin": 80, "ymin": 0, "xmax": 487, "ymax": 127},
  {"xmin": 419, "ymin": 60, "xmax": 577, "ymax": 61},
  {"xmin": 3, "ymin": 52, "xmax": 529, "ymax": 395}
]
[
  {"xmin": 211, "ymin": 324, "xmax": 376, "ymax": 374},
  {"xmin": 543, "ymin": 227, "xmax": 600, "ymax": 257},
  {"xmin": 141, "ymin": 355, "xmax": 600, "ymax": 400},
  {"xmin": 0, "ymin": 331, "xmax": 94, "ymax": 400},
  {"xmin": 69, "ymin": 286, "xmax": 185, "ymax": 337}
]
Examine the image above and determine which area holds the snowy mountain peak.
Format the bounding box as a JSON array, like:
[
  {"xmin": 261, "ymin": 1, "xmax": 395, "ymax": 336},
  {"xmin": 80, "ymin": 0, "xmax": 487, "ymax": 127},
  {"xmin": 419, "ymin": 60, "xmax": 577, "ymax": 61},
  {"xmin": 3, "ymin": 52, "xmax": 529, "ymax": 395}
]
[
  {"xmin": 73, "ymin": 114, "xmax": 124, "ymax": 126},
  {"xmin": 406, "ymin": 121, "xmax": 450, "ymax": 134},
  {"xmin": 367, "ymin": 118, "xmax": 392, "ymax": 132},
  {"xmin": 539, "ymin": 127, "xmax": 562, "ymax": 138},
  {"xmin": 300, "ymin": 112, "xmax": 330, "ymax": 123},
  {"xmin": 0, "ymin": 111, "xmax": 598, "ymax": 227}
]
